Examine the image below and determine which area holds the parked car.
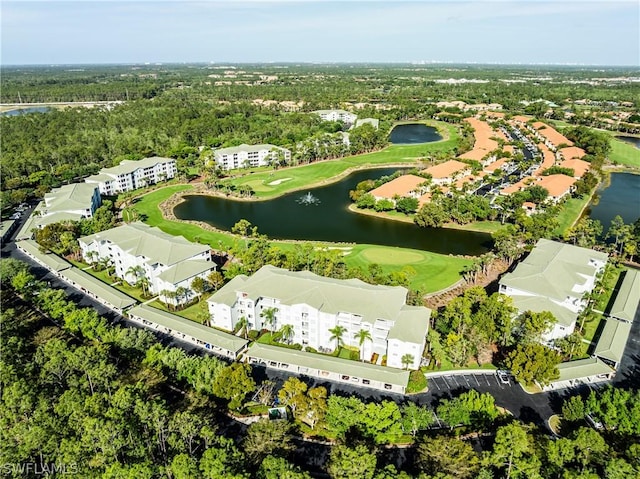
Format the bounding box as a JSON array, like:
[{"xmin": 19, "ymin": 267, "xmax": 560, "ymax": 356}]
[{"xmin": 497, "ymin": 370, "xmax": 510, "ymax": 385}]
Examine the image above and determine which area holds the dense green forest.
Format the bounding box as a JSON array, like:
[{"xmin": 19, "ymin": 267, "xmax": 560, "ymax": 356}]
[
  {"xmin": 2, "ymin": 258, "xmax": 639, "ymax": 479},
  {"xmin": 2, "ymin": 64, "xmax": 639, "ymax": 106}
]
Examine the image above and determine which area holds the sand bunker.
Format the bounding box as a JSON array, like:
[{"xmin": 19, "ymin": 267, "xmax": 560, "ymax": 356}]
[{"xmin": 267, "ymin": 177, "xmax": 292, "ymax": 186}]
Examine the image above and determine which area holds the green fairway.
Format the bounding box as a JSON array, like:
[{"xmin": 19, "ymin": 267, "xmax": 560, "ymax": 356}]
[
  {"xmin": 609, "ymin": 137, "xmax": 640, "ymax": 168},
  {"xmin": 345, "ymin": 244, "xmax": 471, "ymax": 292},
  {"xmin": 224, "ymin": 120, "xmax": 460, "ymax": 199},
  {"xmin": 359, "ymin": 247, "xmax": 425, "ymax": 265}
]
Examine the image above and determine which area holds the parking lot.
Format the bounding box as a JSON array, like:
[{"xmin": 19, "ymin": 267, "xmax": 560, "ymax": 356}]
[{"xmin": 428, "ymin": 372, "xmax": 513, "ymax": 391}]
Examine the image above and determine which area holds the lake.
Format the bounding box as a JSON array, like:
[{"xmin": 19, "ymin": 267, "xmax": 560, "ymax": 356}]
[
  {"xmin": 389, "ymin": 123, "xmax": 442, "ymax": 144},
  {"xmin": 174, "ymin": 168, "xmax": 492, "ymax": 256},
  {"xmin": 1, "ymin": 106, "xmax": 51, "ymax": 116},
  {"xmin": 616, "ymin": 135, "xmax": 640, "ymax": 149},
  {"xmin": 588, "ymin": 173, "xmax": 640, "ymax": 231}
]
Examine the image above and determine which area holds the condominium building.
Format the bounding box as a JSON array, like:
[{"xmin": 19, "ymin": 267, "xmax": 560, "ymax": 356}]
[
  {"xmin": 16, "ymin": 183, "xmax": 101, "ymax": 240},
  {"xmin": 207, "ymin": 265, "xmax": 431, "ymax": 370},
  {"xmin": 212, "ymin": 144, "xmax": 291, "ymax": 171},
  {"xmin": 85, "ymin": 157, "xmax": 177, "ymax": 195},
  {"xmin": 368, "ymin": 174, "xmax": 429, "ymax": 206},
  {"xmin": 499, "ymin": 239, "xmax": 608, "ymax": 341},
  {"xmin": 421, "ymin": 159, "xmax": 470, "ymax": 185},
  {"xmin": 312, "ymin": 109, "xmax": 357, "ymax": 125},
  {"xmin": 531, "ymin": 122, "xmax": 573, "ymax": 151},
  {"xmin": 78, "ymin": 222, "xmax": 215, "ymax": 305}
]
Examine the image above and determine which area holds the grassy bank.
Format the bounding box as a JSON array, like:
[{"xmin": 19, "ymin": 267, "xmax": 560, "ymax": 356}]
[
  {"xmin": 348, "ymin": 204, "xmax": 504, "ymax": 234},
  {"xmin": 609, "ymin": 137, "xmax": 640, "ymax": 168},
  {"xmin": 133, "ymin": 185, "xmax": 472, "ymax": 293},
  {"xmin": 553, "ymin": 191, "xmax": 595, "ymax": 237}
]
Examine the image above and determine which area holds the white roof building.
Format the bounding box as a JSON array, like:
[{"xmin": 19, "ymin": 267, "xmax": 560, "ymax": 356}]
[
  {"xmin": 212, "ymin": 144, "xmax": 291, "ymax": 171},
  {"xmin": 500, "ymin": 239, "xmax": 608, "ymax": 341},
  {"xmin": 312, "ymin": 109, "xmax": 358, "ymax": 125},
  {"xmin": 16, "ymin": 183, "xmax": 101, "ymax": 240},
  {"xmin": 208, "ymin": 265, "xmax": 430, "ymax": 370},
  {"xmin": 78, "ymin": 222, "xmax": 215, "ymax": 305},
  {"xmin": 85, "ymin": 157, "xmax": 177, "ymax": 195}
]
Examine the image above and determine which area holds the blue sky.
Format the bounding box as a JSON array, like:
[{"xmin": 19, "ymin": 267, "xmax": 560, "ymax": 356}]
[{"xmin": 2, "ymin": 1, "xmax": 639, "ymax": 65}]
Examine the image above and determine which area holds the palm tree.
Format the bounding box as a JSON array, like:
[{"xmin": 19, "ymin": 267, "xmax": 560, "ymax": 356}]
[
  {"xmin": 87, "ymin": 250, "xmax": 99, "ymax": 268},
  {"xmin": 279, "ymin": 324, "xmax": 295, "ymax": 344},
  {"xmin": 175, "ymin": 286, "xmax": 188, "ymax": 308},
  {"xmin": 160, "ymin": 289, "xmax": 177, "ymax": 310},
  {"xmin": 401, "ymin": 353, "xmax": 415, "ymax": 370},
  {"xmin": 260, "ymin": 306, "xmax": 279, "ymax": 333},
  {"xmin": 136, "ymin": 275, "xmax": 150, "ymax": 297},
  {"xmin": 354, "ymin": 329, "xmax": 372, "ymax": 362},
  {"xmin": 190, "ymin": 276, "xmax": 209, "ymax": 301},
  {"xmin": 125, "ymin": 265, "xmax": 145, "ymax": 286},
  {"xmin": 329, "ymin": 325, "xmax": 347, "ymax": 352},
  {"xmin": 236, "ymin": 316, "xmax": 249, "ymax": 339},
  {"xmin": 97, "ymin": 257, "xmax": 110, "ymax": 274}
]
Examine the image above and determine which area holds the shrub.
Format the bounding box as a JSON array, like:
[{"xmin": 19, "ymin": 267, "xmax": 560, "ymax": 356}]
[
  {"xmin": 406, "ymin": 370, "xmax": 428, "ymax": 393},
  {"xmin": 248, "ymin": 330, "xmax": 260, "ymax": 341}
]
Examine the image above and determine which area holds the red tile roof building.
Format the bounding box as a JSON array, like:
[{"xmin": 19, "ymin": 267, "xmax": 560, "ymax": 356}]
[
  {"xmin": 558, "ymin": 158, "xmax": 590, "ymax": 178},
  {"xmin": 559, "ymin": 146, "xmax": 586, "ymax": 161},
  {"xmin": 532, "ymin": 122, "xmax": 573, "ymax": 149},
  {"xmin": 535, "ymin": 143, "xmax": 557, "ymax": 176},
  {"xmin": 368, "ymin": 175, "xmax": 428, "ymax": 202},
  {"xmin": 422, "ymin": 160, "xmax": 470, "ymax": 184}
]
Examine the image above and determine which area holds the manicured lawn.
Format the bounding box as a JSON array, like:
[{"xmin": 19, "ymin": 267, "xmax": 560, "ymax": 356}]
[
  {"xmin": 358, "ymin": 247, "xmax": 426, "ymax": 265},
  {"xmin": 73, "ymin": 260, "xmax": 148, "ymax": 302},
  {"xmin": 609, "ymin": 137, "xmax": 640, "ymax": 168},
  {"xmin": 593, "ymin": 264, "xmax": 625, "ymax": 312},
  {"xmin": 424, "ymin": 358, "xmax": 497, "ymax": 373},
  {"xmin": 150, "ymin": 296, "xmax": 211, "ymax": 323},
  {"xmin": 133, "ymin": 184, "xmax": 238, "ymax": 250},
  {"xmin": 345, "ymin": 244, "xmax": 471, "ymax": 293},
  {"xmin": 553, "ymin": 192, "xmax": 594, "ymax": 237},
  {"xmin": 581, "ymin": 314, "xmax": 603, "ymax": 343}
]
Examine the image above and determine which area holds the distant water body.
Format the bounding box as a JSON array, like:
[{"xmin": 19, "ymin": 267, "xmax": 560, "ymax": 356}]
[
  {"xmin": 588, "ymin": 173, "xmax": 640, "ymax": 233},
  {"xmin": 1, "ymin": 106, "xmax": 51, "ymax": 116},
  {"xmin": 389, "ymin": 123, "xmax": 442, "ymax": 144},
  {"xmin": 616, "ymin": 135, "xmax": 640, "ymax": 149}
]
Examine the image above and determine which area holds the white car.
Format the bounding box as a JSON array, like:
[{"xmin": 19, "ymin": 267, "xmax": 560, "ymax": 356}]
[{"xmin": 497, "ymin": 370, "xmax": 510, "ymax": 385}]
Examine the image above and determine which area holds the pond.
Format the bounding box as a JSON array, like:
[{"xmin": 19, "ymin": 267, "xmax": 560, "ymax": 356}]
[
  {"xmin": 1, "ymin": 106, "xmax": 51, "ymax": 116},
  {"xmin": 588, "ymin": 173, "xmax": 640, "ymax": 232},
  {"xmin": 616, "ymin": 135, "xmax": 640, "ymax": 149},
  {"xmin": 174, "ymin": 168, "xmax": 492, "ymax": 256},
  {"xmin": 389, "ymin": 123, "xmax": 442, "ymax": 145}
]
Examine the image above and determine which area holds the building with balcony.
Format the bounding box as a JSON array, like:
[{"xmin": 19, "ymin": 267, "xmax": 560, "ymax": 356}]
[
  {"xmin": 312, "ymin": 109, "xmax": 357, "ymax": 125},
  {"xmin": 207, "ymin": 265, "xmax": 431, "ymax": 370},
  {"xmin": 16, "ymin": 183, "xmax": 101, "ymax": 240},
  {"xmin": 499, "ymin": 239, "xmax": 608, "ymax": 341},
  {"xmin": 85, "ymin": 157, "xmax": 177, "ymax": 195},
  {"xmin": 212, "ymin": 144, "xmax": 291, "ymax": 171},
  {"xmin": 78, "ymin": 222, "xmax": 215, "ymax": 305}
]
